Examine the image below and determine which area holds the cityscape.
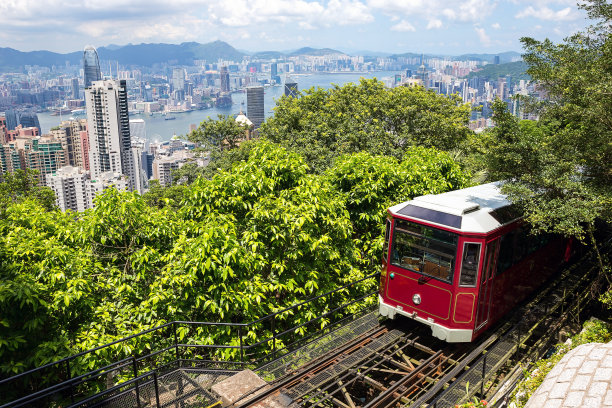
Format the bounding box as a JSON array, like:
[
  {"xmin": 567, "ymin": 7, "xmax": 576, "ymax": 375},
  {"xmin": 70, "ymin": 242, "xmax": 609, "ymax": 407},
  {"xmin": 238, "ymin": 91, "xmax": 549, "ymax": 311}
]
[
  {"xmin": 0, "ymin": 41, "xmax": 536, "ymax": 212},
  {"xmin": 0, "ymin": 1, "xmax": 610, "ymax": 407}
]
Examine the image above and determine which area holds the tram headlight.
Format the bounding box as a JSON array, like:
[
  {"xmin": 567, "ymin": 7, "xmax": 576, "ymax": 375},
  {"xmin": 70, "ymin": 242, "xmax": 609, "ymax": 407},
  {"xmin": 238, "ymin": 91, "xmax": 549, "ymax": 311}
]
[{"xmin": 412, "ymin": 294, "xmax": 422, "ymax": 305}]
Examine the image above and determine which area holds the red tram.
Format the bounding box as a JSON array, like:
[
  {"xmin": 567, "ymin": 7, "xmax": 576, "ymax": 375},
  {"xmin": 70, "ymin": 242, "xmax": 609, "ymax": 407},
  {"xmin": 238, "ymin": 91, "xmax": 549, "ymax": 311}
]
[{"xmin": 379, "ymin": 182, "xmax": 570, "ymax": 342}]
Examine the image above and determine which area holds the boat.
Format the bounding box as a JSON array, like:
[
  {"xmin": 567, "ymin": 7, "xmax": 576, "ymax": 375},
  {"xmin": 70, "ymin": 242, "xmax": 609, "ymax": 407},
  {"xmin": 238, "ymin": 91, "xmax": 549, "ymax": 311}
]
[{"xmin": 164, "ymin": 116, "xmax": 176, "ymax": 120}]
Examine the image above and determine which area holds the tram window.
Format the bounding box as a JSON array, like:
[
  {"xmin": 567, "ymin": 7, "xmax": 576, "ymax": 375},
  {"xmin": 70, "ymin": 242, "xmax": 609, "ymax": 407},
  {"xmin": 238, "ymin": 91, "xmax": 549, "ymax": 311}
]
[
  {"xmin": 459, "ymin": 243, "xmax": 481, "ymax": 287},
  {"xmin": 390, "ymin": 219, "xmax": 458, "ymax": 283},
  {"xmin": 514, "ymin": 228, "xmax": 528, "ymax": 263},
  {"xmin": 496, "ymin": 231, "xmax": 515, "ymax": 275},
  {"xmin": 382, "ymin": 219, "xmax": 391, "ymax": 261}
]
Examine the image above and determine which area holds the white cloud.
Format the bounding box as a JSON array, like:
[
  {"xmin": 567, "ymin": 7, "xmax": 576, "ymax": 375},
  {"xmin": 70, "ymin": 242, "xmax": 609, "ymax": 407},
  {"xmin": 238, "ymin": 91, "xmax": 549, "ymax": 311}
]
[
  {"xmin": 391, "ymin": 20, "xmax": 416, "ymax": 32},
  {"xmin": 515, "ymin": 6, "xmax": 578, "ymax": 21},
  {"xmin": 427, "ymin": 19, "xmax": 443, "ymax": 29},
  {"xmin": 491, "ymin": 22, "xmax": 501, "ymax": 29},
  {"xmin": 368, "ymin": 0, "xmax": 496, "ymax": 23},
  {"xmin": 474, "ymin": 26, "xmax": 491, "ymax": 46}
]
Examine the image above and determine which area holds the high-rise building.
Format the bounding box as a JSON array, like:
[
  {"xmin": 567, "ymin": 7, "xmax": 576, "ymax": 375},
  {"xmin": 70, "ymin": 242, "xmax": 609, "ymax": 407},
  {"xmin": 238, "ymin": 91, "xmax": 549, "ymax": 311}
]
[
  {"xmin": 72, "ymin": 78, "xmax": 80, "ymax": 99},
  {"xmin": 172, "ymin": 68, "xmax": 185, "ymax": 93},
  {"xmin": 4, "ymin": 109, "xmax": 18, "ymax": 131},
  {"xmin": 83, "ymin": 46, "xmax": 102, "ymax": 88},
  {"xmin": 50, "ymin": 119, "xmax": 88, "ymax": 169},
  {"xmin": 46, "ymin": 166, "xmax": 91, "ymax": 212},
  {"xmin": 284, "ymin": 79, "xmax": 298, "ymax": 97},
  {"xmin": 18, "ymin": 112, "xmax": 40, "ymax": 132},
  {"xmin": 85, "ymin": 79, "xmax": 137, "ymax": 191},
  {"xmin": 270, "ymin": 63, "xmax": 280, "ymax": 84},
  {"xmin": 220, "ymin": 66, "xmax": 230, "ymax": 93},
  {"xmin": 247, "ymin": 86, "xmax": 265, "ymax": 130}
]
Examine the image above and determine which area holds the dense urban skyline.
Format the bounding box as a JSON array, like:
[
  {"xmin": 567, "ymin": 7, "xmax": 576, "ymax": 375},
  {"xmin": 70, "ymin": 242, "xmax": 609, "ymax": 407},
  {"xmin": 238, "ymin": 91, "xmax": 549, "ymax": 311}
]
[{"xmin": 0, "ymin": 0, "xmax": 589, "ymax": 55}]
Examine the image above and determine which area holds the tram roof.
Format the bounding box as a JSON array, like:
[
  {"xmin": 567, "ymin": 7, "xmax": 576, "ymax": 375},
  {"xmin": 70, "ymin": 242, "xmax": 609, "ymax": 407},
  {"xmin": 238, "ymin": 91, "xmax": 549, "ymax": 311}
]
[{"xmin": 388, "ymin": 182, "xmax": 518, "ymax": 234}]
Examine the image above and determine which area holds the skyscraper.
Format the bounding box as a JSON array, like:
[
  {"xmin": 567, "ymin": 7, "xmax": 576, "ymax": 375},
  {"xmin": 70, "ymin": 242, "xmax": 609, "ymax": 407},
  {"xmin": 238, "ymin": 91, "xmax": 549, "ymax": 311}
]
[
  {"xmin": 5, "ymin": 109, "xmax": 18, "ymax": 131},
  {"xmin": 284, "ymin": 78, "xmax": 298, "ymax": 97},
  {"xmin": 172, "ymin": 68, "xmax": 185, "ymax": 93},
  {"xmin": 85, "ymin": 79, "xmax": 137, "ymax": 191},
  {"xmin": 270, "ymin": 63, "xmax": 280, "ymax": 84},
  {"xmin": 247, "ymin": 86, "xmax": 265, "ymax": 130},
  {"xmin": 19, "ymin": 112, "xmax": 40, "ymax": 132},
  {"xmin": 83, "ymin": 46, "xmax": 102, "ymax": 88},
  {"xmin": 71, "ymin": 78, "xmax": 80, "ymax": 99},
  {"xmin": 220, "ymin": 66, "xmax": 230, "ymax": 93}
]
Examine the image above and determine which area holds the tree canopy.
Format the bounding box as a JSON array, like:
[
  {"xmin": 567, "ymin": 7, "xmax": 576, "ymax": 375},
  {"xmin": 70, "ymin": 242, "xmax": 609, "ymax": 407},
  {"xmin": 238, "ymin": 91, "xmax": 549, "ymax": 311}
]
[
  {"xmin": 260, "ymin": 78, "xmax": 473, "ymax": 172},
  {"xmin": 485, "ymin": 0, "xmax": 611, "ymax": 304},
  {"xmin": 0, "ymin": 140, "xmax": 470, "ymax": 379}
]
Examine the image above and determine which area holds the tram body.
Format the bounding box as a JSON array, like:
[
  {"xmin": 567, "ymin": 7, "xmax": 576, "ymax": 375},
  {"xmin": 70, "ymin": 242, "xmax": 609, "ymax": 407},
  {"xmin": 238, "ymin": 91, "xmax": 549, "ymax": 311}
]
[{"xmin": 378, "ymin": 182, "xmax": 568, "ymax": 342}]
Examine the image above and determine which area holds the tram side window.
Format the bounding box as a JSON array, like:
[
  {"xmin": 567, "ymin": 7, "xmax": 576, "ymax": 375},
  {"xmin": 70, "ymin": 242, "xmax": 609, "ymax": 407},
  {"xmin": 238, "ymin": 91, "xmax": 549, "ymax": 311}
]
[
  {"xmin": 496, "ymin": 230, "xmax": 515, "ymax": 275},
  {"xmin": 513, "ymin": 228, "xmax": 529, "ymax": 263},
  {"xmin": 382, "ymin": 219, "xmax": 391, "ymax": 262},
  {"xmin": 459, "ymin": 243, "xmax": 481, "ymax": 287}
]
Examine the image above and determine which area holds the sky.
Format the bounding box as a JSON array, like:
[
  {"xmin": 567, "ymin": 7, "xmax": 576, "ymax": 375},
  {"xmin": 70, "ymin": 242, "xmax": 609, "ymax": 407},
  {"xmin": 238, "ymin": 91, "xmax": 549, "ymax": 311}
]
[{"xmin": 0, "ymin": 0, "xmax": 590, "ymax": 55}]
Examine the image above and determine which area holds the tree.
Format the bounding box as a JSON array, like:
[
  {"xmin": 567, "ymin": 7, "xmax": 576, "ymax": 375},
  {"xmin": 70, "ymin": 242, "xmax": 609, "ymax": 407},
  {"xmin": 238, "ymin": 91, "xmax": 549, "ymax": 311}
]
[
  {"xmin": 261, "ymin": 78, "xmax": 473, "ymax": 172},
  {"xmin": 326, "ymin": 148, "xmax": 470, "ymax": 272},
  {"xmin": 0, "ymin": 169, "xmax": 56, "ymax": 213},
  {"xmin": 188, "ymin": 114, "xmax": 250, "ymax": 151},
  {"xmin": 485, "ymin": 0, "xmax": 612, "ymax": 305}
]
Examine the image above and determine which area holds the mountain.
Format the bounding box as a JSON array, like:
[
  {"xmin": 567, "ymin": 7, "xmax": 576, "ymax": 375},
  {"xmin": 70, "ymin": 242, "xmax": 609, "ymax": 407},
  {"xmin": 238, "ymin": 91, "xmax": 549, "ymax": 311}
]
[
  {"xmin": 0, "ymin": 41, "xmax": 246, "ymax": 71},
  {"xmin": 289, "ymin": 47, "xmax": 345, "ymax": 56},
  {"xmin": 463, "ymin": 61, "xmax": 530, "ymax": 83},
  {"xmin": 453, "ymin": 51, "xmax": 522, "ymax": 64},
  {"xmin": 0, "ymin": 47, "xmax": 81, "ymax": 71},
  {"xmin": 0, "ymin": 42, "xmax": 523, "ymax": 71}
]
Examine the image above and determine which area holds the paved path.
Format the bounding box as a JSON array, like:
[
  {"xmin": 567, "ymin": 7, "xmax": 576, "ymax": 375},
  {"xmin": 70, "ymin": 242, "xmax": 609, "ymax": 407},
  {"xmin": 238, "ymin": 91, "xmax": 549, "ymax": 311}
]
[{"xmin": 525, "ymin": 342, "xmax": 612, "ymax": 408}]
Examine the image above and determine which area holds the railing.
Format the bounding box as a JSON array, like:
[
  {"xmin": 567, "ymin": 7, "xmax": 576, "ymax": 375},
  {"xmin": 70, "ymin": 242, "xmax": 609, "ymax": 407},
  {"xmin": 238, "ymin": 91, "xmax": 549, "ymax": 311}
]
[{"xmin": 0, "ymin": 272, "xmax": 380, "ymax": 408}]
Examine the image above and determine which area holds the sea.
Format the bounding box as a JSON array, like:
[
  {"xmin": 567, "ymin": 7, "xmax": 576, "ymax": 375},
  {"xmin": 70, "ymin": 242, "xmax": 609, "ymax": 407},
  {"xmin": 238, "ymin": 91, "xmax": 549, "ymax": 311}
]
[{"xmin": 37, "ymin": 71, "xmax": 403, "ymax": 142}]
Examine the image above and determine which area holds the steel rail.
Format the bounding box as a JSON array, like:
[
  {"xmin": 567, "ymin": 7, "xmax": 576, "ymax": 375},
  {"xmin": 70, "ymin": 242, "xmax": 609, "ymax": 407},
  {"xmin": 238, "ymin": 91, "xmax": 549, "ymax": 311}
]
[{"xmin": 233, "ymin": 325, "xmax": 389, "ymax": 408}]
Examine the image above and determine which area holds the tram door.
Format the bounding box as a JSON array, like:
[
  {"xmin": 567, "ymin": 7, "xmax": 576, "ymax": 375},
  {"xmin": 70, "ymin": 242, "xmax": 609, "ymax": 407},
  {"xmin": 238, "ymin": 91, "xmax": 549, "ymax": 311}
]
[{"xmin": 475, "ymin": 240, "xmax": 499, "ymax": 330}]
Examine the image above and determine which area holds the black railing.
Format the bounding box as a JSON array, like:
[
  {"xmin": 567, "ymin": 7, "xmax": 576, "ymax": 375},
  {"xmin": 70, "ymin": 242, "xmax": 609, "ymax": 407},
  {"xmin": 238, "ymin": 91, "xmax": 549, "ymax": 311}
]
[{"xmin": 0, "ymin": 273, "xmax": 380, "ymax": 408}]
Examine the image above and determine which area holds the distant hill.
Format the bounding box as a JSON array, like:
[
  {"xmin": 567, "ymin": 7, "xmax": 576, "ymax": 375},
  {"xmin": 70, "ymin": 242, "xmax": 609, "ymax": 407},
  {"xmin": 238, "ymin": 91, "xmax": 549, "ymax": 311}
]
[
  {"xmin": 252, "ymin": 51, "xmax": 286, "ymax": 60},
  {"xmin": 0, "ymin": 41, "xmax": 246, "ymax": 71},
  {"xmin": 0, "ymin": 42, "xmax": 523, "ymax": 71},
  {"xmin": 454, "ymin": 51, "xmax": 522, "ymax": 64},
  {"xmin": 463, "ymin": 61, "xmax": 530, "ymax": 83},
  {"xmin": 0, "ymin": 47, "xmax": 81, "ymax": 71},
  {"xmin": 289, "ymin": 47, "xmax": 345, "ymax": 56}
]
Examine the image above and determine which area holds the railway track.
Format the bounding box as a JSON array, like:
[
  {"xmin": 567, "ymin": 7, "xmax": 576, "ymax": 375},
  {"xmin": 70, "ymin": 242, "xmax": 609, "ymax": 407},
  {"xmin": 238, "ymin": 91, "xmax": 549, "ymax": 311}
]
[
  {"xmin": 218, "ymin": 243, "xmax": 605, "ymax": 408},
  {"xmin": 227, "ymin": 318, "xmax": 468, "ymax": 408}
]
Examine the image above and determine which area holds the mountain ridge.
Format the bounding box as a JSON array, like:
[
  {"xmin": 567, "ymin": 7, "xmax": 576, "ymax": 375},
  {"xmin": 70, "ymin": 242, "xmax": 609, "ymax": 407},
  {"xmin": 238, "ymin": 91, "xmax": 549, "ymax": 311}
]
[{"xmin": 0, "ymin": 41, "xmax": 522, "ymax": 71}]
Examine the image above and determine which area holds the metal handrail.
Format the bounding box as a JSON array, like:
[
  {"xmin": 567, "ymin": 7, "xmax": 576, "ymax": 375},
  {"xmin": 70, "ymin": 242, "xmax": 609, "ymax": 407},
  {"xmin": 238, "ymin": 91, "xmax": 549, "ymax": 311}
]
[{"xmin": 0, "ymin": 272, "xmax": 379, "ymax": 407}]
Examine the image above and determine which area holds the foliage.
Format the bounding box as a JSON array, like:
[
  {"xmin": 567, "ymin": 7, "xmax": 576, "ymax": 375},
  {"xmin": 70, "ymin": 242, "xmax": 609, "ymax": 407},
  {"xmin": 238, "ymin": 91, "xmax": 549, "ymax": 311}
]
[
  {"xmin": 260, "ymin": 78, "xmax": 473, "ymax": 172},
  {"xmin": 0, "ymin": 169, "xmax": 56, "ymax": 214},
  {"xmin": 188, "ymin": 114, "xmax": 249, "ymax": 151},
  {"xmin": 484, "ymin": 0, "xmax": 612, "ymax": 303},
  {"xmin": 0, "ymin": 138, "xmax": 472, "ymax": 387},
  {"xmin": 510, "ymin": 318, "xmax": 612, "ymax": 407},
  {"xmin": 325, "ymin": 148, "xmax": 470, "ymax": 272},
  {"xmin": 142, "ymin": 179, "xmax": 188, "ymax": 209}
]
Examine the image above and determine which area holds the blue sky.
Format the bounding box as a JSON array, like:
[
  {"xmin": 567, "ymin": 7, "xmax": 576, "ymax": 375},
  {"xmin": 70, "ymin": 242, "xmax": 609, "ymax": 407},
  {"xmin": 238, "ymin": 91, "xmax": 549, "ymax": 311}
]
[{"xmin": 0, "ymin": 0, "xmax": 589, "ymax": 55}]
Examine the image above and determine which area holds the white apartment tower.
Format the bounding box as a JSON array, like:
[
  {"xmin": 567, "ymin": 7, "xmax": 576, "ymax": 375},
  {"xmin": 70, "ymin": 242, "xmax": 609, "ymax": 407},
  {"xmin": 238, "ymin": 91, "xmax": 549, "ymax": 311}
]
[
  {"xmin": 46, "ymin": 166, "xmax": 91, "ymax": 212},
  {"xmin": 85, "ymin": 79, "xmax": 137, "ymax": 191}
]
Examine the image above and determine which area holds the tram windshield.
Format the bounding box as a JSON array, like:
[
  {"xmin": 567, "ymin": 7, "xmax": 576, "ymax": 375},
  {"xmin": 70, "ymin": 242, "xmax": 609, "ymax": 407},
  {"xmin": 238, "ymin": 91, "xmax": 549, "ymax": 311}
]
[{"xmin": 390, "ymin": 219, "xmax": 459, "ymax": 283}]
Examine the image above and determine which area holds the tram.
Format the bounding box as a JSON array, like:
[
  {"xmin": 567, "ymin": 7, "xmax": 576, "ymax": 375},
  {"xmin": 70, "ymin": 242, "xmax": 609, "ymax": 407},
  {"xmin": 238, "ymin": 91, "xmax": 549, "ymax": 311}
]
[{"xmin": 378, "ymin": 182, "xmax": 570, "ymax": 342}]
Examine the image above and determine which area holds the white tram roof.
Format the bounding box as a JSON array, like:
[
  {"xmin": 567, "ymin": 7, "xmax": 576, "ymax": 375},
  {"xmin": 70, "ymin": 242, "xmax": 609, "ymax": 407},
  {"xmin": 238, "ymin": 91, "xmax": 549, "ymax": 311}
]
[{"xmin": 388, "ymin": 182, "xmax": 518, "ymax": 234}]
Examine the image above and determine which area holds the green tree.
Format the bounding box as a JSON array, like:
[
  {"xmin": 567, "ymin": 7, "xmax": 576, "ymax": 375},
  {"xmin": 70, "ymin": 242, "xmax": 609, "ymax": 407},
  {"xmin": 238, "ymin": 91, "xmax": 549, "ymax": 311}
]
[
  {"xmin": 326, "ymin": 147, "xmax": 470, "ymax": 272},
  {"xmin": 485, "ymin": 0, "xmax": 611, "ymax": 304},
  {"xmin": 261, "ymin": 78, "xmax": 473, "ymax": 172},
  {"xmin": 0, "ymin": 169, "xmax": 56, "ymax": 213},
  {"xmin": 188, "ymin": 114, "xmax": 250, "ymax": 151}
]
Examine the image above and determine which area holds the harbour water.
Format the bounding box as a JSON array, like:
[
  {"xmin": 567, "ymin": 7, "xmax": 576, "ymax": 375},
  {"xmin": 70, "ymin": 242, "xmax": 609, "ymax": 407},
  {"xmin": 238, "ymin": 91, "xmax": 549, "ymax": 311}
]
[{"xmin": 37, "ymin": 71, "xmax": 402, "ymax": 142}]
